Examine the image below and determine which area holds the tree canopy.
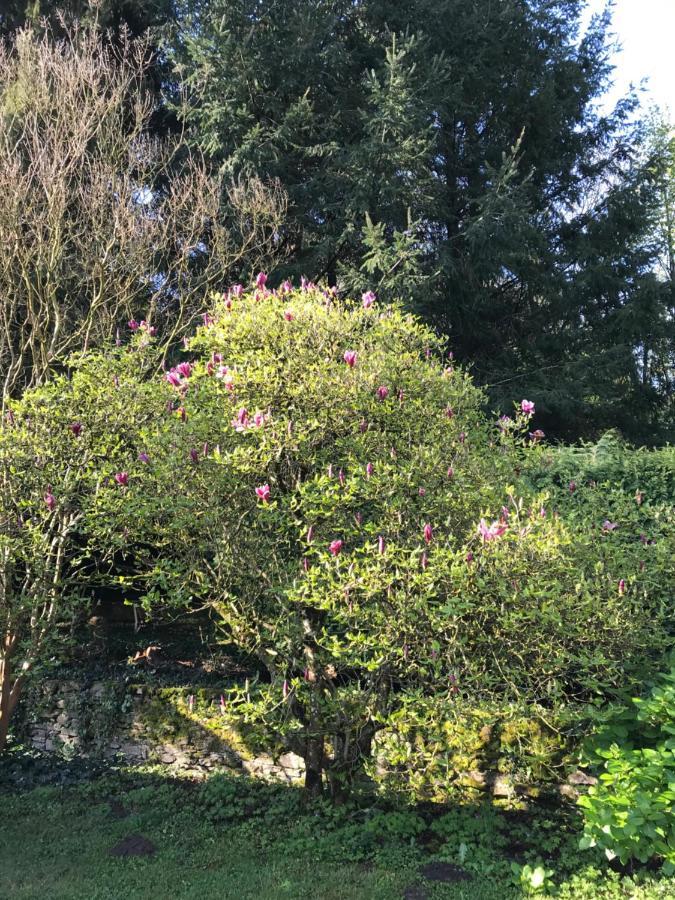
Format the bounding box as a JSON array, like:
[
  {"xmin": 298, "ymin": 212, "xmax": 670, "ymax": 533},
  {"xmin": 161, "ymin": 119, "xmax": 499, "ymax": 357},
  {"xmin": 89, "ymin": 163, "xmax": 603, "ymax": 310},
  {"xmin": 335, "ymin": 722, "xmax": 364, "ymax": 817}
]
[{"xmin": 170, "ymin": 0, "xmax": 674, "ymax": 442}]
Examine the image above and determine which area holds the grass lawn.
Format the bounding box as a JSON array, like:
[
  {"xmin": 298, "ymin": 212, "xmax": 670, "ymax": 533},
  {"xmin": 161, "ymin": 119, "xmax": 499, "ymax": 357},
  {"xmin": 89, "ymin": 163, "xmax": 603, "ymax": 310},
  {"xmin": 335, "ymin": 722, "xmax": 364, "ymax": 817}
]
[{"xmin": 1, "ymin": 761, "xmax": 674, "ymax": 900}]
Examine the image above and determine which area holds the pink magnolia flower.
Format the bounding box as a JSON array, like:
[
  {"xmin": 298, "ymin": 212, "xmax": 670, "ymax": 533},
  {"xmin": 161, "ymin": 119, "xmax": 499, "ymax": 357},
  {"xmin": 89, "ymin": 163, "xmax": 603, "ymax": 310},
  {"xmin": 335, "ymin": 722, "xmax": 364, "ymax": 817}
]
[
  {"xmin": 377, "ymin": 535, "xmax": 386, "ymax": 555},
  {"xmin": 343, "ymin": 350, "xmax": 357, "ymax": 368},
  {"xmin": 423, "ymin": 523, "xmax": 433, "ymax": 544},
  {"xmin": 283, "ymin": 309, "xmax": 294, "ymax": 321},
  {"xmin": 217, "ymin": 369, "xmax": 234, "ymax": 391},
  {"xmin": 529, "ymin": 429, "xmax": 545, "ymax": 442},
  {"xmin": 466, "ymin": 552, "xmax": 474, "ymax": 563},
  {"xmin": 447, "ymin": 466, "xmax": 454, "ymax": 479},
  {"xmin": 230, "ymin": 283, "xmax": 244, "ymax": 297},
  {"xmin": 418, "ymin": 487, "xmax": 426, "ymax": 496},
  {"xmin": 138, "ymin": 452, "xmax": 150, "ymax": 463},
  {"xmin": 521, "ymin": 399, "xmax": 535, "ymax": 415},
  {"xmin": 376, "ymin": 385, "xmax": 389, "ymax": 401},
  {"xmin": 202, "ymin": 312, "xmax": 215, "ymax": 327},
  {"xmin": 282, "ymin": 680, "xmax": 290, "ymax": 700},
  {"xmin": 44, "ymin": 491, "xmax": 56, "ymax": 511},
  {"xmin": 478, "ymin": 518, "xmax": 507, "ymax": 541},
  {"xmin": 602, "ymin": 519, "xmax": 618, "ymax": 532},
  {"xmin": 128, "ymin": 319, "xmax": 140, "ymax": 331},
  {"xmin": 281, "ymin": 279, "xmax": 293, "ymax": 293},
  {"xmin": 232, "ymin": 407, "xmax": 249, "ymax": 431},
  {"xmin": 618, "ymin": 578, "xmax": 626, "ymax": 596},
  {"xmin": 365, "ymin": 462, "xmax": 374, "ymax": 478},
  {"xmin": 445, "ymin": 406, "xmax": 454, "ymax": 419},
  {"xmin": 114, "ymin": 472, "xmax": 129, "ymax": 487},
  {"xmin": 329, "ymin": 539, "xmax": 343, "ymax": 556},
  {"xmin": 255, "ymin": 272, "xmax": 268, "ymax": 288},
  {"xmin": 338, "ymin": 468, "xmax": 346, "ymax": 486},
  {"xmin": 165, "ymin": 370, "xmax": 182, "ymax": 388},
  {"xmin": 255, "ymin": 484, "xmax": 271, "ymax": 503},
  {"xmin": 69, "ymin": 422, "xmax": 82, "ymax": 437},
  {"xmin": 176, "ymin": 362, "xmax": 193, "ymax": 379},
  {"xmin": 362, "ymin": 290, "xmax": 376, "ymax": 309},
  {"xmin": 189, "ymin": 448, "xmax": 199, "ymax": 463},
  {"xmin": 306, "ymin": 525, "xmax": 315, "ymax": 543},
  {"xmin": 145, "ymin": 324, "xmax": 157, "ymax": 337},
  {"xmin": 224, "ymin": 297, "xmax": 233, "ymax": 311}
]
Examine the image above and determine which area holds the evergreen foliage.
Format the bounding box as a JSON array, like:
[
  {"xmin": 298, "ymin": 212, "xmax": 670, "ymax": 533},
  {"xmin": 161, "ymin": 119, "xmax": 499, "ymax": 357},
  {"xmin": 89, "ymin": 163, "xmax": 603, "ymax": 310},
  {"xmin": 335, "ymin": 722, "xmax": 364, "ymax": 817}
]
[{"xmin": 169, "ymin": 0, "xmax": 674, "ymax": 442}]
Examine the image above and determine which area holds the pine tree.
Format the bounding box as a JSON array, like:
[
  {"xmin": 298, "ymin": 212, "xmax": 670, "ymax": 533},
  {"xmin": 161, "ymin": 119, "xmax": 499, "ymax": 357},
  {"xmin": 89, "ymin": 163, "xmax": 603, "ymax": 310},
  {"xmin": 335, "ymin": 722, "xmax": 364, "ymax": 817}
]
[{"xmin": 100, "ymin": 2, "xmax": 675, "ymax": 440}]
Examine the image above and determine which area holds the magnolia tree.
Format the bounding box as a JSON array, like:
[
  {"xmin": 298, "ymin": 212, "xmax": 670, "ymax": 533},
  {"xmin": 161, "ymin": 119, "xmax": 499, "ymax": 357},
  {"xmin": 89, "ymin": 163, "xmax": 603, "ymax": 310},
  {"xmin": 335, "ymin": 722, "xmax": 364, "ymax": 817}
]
[
  {"xmin": 4, "ymin": 284, "xmax": 669, "ymax": 797},
  {"xmin": 0, "ymin": 340, "xmax": 165, "ymax": 750},
  {"xmin": 93, "ymin": 282, "xmax": 668, "ymax": 799}
]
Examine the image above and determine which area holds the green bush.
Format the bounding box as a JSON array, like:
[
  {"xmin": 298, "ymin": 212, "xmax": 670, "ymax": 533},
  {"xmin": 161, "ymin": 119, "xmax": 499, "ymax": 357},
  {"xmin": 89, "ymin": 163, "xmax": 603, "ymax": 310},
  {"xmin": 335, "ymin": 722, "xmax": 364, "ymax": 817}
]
[
  {"xmin": 7, "ymin": 279, "xmax": 674, "ymax": 802},
  {"xmin": 579, "ymin": 669, "xmax": 675, "ymax": 873},
  {"xmin": 122, "ymin": 281, "xmax": 672, "ymax": 797}
]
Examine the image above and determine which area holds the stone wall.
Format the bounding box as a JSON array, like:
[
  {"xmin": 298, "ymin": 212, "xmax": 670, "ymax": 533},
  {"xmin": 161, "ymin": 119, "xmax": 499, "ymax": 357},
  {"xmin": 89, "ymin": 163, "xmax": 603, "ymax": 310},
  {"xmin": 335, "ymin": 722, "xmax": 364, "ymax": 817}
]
[
  {"xmin": 22, "ymin": 680, "xmax": 304, "ymax": 783},
  {"xmin": 19, "ymin": 680, "xmax": 594, "ymax": 800}
]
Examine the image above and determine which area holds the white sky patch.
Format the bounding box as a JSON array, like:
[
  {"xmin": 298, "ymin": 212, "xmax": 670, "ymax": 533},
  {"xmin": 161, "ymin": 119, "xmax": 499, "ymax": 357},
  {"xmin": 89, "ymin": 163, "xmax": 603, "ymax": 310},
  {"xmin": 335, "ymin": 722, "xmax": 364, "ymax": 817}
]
[{"xmin": 581, "ymin": 0, "xmax": 675, "ymax": 119}]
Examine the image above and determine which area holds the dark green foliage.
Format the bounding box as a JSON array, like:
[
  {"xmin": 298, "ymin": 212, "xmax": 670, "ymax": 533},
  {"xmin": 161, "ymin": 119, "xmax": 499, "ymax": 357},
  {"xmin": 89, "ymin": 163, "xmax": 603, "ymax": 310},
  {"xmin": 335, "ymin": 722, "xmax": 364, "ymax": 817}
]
[
  {"xmin": 169, "ymin": 0, "xmax": 673, "ymax": 442},
  {"xmin": 0, "ymin": 1, "xmax": 175, "ymax": 37}
]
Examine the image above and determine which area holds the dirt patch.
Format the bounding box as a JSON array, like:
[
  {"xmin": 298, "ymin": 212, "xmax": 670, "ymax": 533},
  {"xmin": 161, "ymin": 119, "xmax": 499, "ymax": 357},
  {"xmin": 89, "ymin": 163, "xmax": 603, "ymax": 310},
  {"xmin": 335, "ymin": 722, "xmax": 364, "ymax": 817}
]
[
  {"xmin": 109, "ymin": 834, "xmax": 157, "ymax": 857},
  {"xmin": 419, "ymin": 861, "xmax": 471, "ymax": 883}
]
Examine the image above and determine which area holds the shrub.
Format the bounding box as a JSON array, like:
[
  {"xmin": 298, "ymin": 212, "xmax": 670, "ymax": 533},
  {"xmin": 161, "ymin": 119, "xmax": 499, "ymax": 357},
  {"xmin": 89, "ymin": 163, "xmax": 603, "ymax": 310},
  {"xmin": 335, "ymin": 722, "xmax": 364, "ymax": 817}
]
[
  {"xmin": 579, "ymin": 668, "xmax": 675, "ymax": 873},
  {"xmin": 0, "ymin": 340, "xmax": 161, "ymax": 750},
  {"xmin": 106, "ymin": 281, "xmax": 672, "ymax": 798},
  {"xmin": 8, "ymin": 281, "xmax": 673, "ymax": 802}
]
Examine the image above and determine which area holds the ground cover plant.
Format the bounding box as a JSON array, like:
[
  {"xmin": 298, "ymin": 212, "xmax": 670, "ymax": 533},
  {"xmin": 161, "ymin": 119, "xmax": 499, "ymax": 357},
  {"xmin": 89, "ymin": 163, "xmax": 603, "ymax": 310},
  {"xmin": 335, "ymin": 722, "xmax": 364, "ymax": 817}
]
[{"xmin": 3, "ymin": 760, "xmax": 675, "ymax": 899}]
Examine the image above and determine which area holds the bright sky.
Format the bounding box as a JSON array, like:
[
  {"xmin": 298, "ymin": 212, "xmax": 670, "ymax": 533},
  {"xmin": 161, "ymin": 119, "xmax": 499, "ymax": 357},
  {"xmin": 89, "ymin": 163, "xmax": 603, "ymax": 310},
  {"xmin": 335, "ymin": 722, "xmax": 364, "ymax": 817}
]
[{"xmin": 581, "ymin": 0, "xmax": 675, "ymax": 118}]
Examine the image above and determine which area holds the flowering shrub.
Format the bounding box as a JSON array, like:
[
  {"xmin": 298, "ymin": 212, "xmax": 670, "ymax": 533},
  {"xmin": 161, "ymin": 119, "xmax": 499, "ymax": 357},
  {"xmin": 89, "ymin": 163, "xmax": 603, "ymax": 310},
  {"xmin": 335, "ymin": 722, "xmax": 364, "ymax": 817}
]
[
  {"xmin": 97, "ymin": 281, "xmax": 670, "ymax": 798},
  {"xmin": 0, "ymin": 345, "xmax": 162, "ymax": 749},
  {"xmin": 4, "ymin": 281, "xmax": 673, "ymax": 802}
]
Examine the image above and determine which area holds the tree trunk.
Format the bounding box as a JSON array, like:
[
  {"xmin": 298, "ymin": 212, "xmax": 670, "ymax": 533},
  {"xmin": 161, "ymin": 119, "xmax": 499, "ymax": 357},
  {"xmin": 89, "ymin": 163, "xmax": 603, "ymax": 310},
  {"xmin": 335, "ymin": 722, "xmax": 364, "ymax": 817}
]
[
  {"xmin": 0, "ymin": 645, "xmax": 24, "ymax": 752},
  {"xmin": 304, "ymin": 734, "xmax": 325, "ymax": 799}
]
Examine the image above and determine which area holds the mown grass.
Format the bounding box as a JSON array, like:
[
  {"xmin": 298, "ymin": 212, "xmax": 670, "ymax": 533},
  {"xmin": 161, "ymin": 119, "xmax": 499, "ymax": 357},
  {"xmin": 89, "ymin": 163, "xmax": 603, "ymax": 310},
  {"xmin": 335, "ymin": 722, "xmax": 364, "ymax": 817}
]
[{"xmin": 1, "ymin": 763, "xmax": 674, "ymax": 900}]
